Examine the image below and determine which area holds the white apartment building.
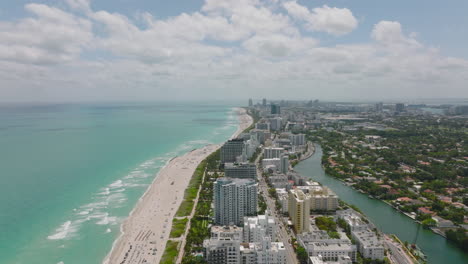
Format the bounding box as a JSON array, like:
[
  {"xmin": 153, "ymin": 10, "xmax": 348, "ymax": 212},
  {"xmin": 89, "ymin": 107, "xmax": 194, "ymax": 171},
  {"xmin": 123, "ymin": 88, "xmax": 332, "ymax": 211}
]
[
  {"xmin": 306, "ymin": 242, "xmax": 357, "ymax": 262},
  {"xmin": 262, "ymin": 158, "xmax": 281, "ymax": 172},
  {"xmin": 239, "ymin": 239, "xmax": 287, "ymax": 264},
  {"xmin": 276, "ymin": 188, "xmax": 289, "ymax": 214},
  {"xmin": 351, "ymin": 230, "xmax": 385, "ymax": 260},
  {"xmin": 263, "ymin": 147, "xmax": 284, "ymax": 159},
  {"xmin": 243, "ymin": 212, "xmax": 276, "ymax": 243},
  {"xmin": 310, "ymin": 187, "xmax": 339, "ymax": 211},
  {"xmin": 204, "ymin": 238, "xmax": 241, "ymax": 264},
  {"xmin": 336, "ymin": 209, "xmax": 369, "ymax": 231},
  {"xmin": 290, "ymin": 134, "xmax": 306, "ymax": 146},
  {"xmin": 214, "ymin": 178, "xmax": 258, "ymax": 226},
  {"xmin": 204, "ymin": 227, "xmax": 286, "ymax": 264}
]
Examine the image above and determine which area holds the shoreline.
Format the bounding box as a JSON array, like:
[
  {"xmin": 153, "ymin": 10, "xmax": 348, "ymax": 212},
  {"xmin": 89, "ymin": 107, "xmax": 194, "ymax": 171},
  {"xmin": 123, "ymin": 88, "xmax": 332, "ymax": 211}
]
[{"xmin": 104, "ymin": 107, "xmax": 252, "ymax": 264}]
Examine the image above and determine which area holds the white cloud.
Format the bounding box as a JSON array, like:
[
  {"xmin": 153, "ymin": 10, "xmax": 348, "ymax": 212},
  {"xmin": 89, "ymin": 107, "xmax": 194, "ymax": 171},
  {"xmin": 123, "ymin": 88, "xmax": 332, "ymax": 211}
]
[
  {"xmin": 0, "ymin": 4, "xmax": 92, "ymax": 64},
  {"xmin": 66, "ymin": 0, "xmax": 91, "ymax": 12},
  {"xmin": 0, "ymin": 0, "xmax": 467, "ymax": 102},
  {"xmin": 284, "ymin": 2, "xmax": 358, "ymax": 36},
  {"xmin": 371, "ymin": 20, "xmax": 421, "ymax": 49}
]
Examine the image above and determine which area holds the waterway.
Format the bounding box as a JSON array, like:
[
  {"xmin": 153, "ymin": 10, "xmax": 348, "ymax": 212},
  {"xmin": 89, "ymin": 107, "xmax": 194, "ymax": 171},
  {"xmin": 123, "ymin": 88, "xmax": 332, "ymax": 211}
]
[{"xmin": 294, "ymin": 145, "xmax": 467, "ymax": 264}]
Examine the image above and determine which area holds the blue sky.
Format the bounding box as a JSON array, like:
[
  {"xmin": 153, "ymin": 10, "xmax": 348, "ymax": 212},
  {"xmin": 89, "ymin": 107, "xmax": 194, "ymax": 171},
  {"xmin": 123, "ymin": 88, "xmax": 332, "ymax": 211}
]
[{"xmin": 0, "ymin": 0, "xmax": 467, "ymax": 102}]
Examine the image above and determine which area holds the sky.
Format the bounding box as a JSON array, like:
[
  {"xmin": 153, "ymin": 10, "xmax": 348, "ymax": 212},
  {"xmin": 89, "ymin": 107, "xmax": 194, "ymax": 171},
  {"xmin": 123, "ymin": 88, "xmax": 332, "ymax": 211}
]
[{"xmin": 1, "ymin": 0, "xmax": 468, "ymax": 103}]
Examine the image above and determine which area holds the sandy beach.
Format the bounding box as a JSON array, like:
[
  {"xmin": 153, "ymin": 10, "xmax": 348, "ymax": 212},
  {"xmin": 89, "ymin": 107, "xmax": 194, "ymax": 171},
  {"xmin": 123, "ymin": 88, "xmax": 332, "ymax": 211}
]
[{"xmin": 104, "ymin": 107, "xmax": 252, "ymax": 264}]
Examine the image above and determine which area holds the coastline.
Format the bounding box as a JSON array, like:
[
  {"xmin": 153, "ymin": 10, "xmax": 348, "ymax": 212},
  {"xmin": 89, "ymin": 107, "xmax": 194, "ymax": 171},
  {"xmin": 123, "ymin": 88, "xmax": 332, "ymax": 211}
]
[{"xmin": 104, "ymin": 107, "xmax": 252, "ymax": 264}]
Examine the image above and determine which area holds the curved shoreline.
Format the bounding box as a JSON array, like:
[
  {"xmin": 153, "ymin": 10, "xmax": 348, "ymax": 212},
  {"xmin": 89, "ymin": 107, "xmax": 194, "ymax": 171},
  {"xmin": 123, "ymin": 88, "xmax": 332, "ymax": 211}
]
[{"xmin": 103, "ymin": 107, "xmax": 252, "ymax": 264}]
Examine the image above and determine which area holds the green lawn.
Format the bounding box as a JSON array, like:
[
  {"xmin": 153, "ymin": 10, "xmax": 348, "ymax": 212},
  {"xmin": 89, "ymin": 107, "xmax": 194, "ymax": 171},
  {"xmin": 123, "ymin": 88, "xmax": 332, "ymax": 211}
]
[
  {"xmin": 160, "ymin": 240, "xmax": 180, "ymax": 264},
  {"xmin": 175, "ymin": 200, "xmax": 195, "ymax": 217},
  {"xmin": 169, "ymin": 218, "xmax": 188, "ymax": 238}
]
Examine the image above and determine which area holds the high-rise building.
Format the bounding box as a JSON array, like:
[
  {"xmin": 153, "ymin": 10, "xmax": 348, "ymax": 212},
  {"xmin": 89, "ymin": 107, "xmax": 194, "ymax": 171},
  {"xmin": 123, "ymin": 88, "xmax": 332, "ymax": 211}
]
[
  {"xmin": 220, "ymin": 139, "xmax": 246, "ymax": 164},
  {"xmin": 288, "ymin": 189, "xmax": 311, "ymax": 233},
  {"xmin": 289, "ymin": 134, "xmax": 305, "ymax": 146},
  {"xmin": 262, "ymin": 98, "xmax": 267, "ymax": 107},
  {"xmin": 263, "ymin": 147, "xmax": 284, "ymax": 159},
  {"xmin": 280, "ymin": 155, "xmax": 289, "ymax": 174},
  {"xmin": 248, "ymin": 98, "xmax": 253, "ymax": 107},
  {"xmin": 214, "ymin": 178, "xmax": 258, "ymax": 226},
  {"xmin": 395, "ymin": 103, "xmax": 405, "ymax": 112},
  {"xmin": 271, "ymin": 104, "xmax": 281, "ymax": 115},
  {"xmin": 453, "ymin": 105, "xmax": 468, "ymax": 115},
  {"xmin": 224, "ymin": 163, "xmax": 257, "ymax": 179},
  {"xmin": 269, "ymin": 117, "xmax": 282, "ymax": 131},
  {"xmin": 375, "ymin": 102, "xmax": 383, "ymax": 112}
]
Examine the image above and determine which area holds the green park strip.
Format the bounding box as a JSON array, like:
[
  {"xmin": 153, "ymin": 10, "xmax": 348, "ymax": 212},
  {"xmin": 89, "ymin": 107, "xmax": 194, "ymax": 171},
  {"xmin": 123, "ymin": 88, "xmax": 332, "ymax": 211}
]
[
  {"xmin": 160, "ymin": 240, "xmax": 180, "ymax": 264},
  {"xmin": 169, "ymin": 217, "xmax": 188, "ymax": 238}
]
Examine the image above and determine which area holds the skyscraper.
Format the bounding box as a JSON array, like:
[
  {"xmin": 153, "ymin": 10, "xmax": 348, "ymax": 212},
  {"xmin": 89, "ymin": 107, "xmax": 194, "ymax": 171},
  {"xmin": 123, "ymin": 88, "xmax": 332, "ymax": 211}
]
[
  {"xmin": 248, "ymin": 98, "xmax": 253, "ymax": 107},
  {"xmin": 271, "ymin": 104, "xmax": 281, "ymax": 115},
  {"xmin": 262, "ymin": 98, "xmax": 267, "ymax": 107},
  {"xmin": 375, "ymin": 102, "xmax": 383, "ymax": 112},
  {"xmin": 214, "ymin": 178, "xmax": 258, "ymax": 226},
  {"xmin": 395, "ymin": 103, "xmax": 405, "ymax": 112}
]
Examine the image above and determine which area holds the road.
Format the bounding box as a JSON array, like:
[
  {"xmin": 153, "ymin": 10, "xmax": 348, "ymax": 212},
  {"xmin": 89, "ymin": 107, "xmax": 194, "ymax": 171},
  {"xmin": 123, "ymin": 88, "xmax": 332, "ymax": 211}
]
[
  {"xmin": 255, "ymin": 149, "xmax": 298, "ymax": 264},
  {"xmin": 384, "ymin": 235, "xmax": 416, "ymax": 264}
]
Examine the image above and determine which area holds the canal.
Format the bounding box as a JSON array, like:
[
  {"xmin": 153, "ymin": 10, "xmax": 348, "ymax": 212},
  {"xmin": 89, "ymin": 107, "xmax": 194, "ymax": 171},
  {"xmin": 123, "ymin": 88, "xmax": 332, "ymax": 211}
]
[{"xmin": 294, "ymin": 144, "xmax": 467, "ymax": 264}]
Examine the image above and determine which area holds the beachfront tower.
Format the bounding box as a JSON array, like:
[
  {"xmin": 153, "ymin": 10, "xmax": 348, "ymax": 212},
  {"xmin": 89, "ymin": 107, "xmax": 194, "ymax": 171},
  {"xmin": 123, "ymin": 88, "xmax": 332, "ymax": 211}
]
[
  {"xmin": 214, "ymin": 178, "xmax": 258, "ymax": 226},
  {"xmin": 220, "ymin": 139, "xmax": 246, "ymax": 164}
]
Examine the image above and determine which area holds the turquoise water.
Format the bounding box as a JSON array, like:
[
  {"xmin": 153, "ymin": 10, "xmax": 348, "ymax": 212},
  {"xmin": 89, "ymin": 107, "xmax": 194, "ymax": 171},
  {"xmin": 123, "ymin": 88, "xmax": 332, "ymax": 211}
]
[
  {"xmin": 0, "ymin": 102, "xmax": 239, "ymax": 264},
  {"xmin": 295, "ymin": 145, "xmax": 468, "ymax": 264}
]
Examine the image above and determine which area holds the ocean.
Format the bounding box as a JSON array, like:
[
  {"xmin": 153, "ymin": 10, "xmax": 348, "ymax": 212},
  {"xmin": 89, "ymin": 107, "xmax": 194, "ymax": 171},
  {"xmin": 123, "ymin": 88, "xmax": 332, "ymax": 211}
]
[{"xmin": 0, "ymin": 102, "xmax": 239, "ymax": 264}]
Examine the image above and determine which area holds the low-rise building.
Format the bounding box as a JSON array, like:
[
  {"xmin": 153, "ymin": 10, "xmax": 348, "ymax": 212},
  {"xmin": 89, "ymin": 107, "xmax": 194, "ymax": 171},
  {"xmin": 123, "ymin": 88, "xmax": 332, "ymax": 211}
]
[
  {"xmin": 310, "ymin": 187, "xmax": 338, "ymax": 211},
  {"xmin": 239, "ymin": 240, "xmax": 287, "ymax": 264},
  {"xmin": 351, "ymin": 230, "xmax": 385, "ymax": 260},
  {"xmin": 336, "ymin": 209, "xmax": 369, "ymax": 231},
  {"xmin": 210, "ymin": 225, "xmax": 243, "ymax": 241},
  {"xmin": 262, "ymin": 158, "xmax": 281, "ymax": 172},
  {"xmin": 268, "ymin": 174, "xmax": 291, "ymax": 190},
  {"xmin": 306, "ymin": 242, "xmax": 357, "ymax": 262}
]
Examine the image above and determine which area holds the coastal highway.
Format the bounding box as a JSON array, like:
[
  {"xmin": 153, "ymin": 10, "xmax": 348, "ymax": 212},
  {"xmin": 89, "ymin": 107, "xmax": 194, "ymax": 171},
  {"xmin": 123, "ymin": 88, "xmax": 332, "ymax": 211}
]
[{"xmin": 255, "ymin": 149, "xmax": 298, "ymax": 264}]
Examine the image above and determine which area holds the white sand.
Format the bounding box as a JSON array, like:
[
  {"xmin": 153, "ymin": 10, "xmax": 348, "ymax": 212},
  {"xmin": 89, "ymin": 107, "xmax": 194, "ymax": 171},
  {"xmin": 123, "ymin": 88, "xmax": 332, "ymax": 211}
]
[{"xmin": 104, "ymin": 108, "xmax": 252, "ymax": 264}]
